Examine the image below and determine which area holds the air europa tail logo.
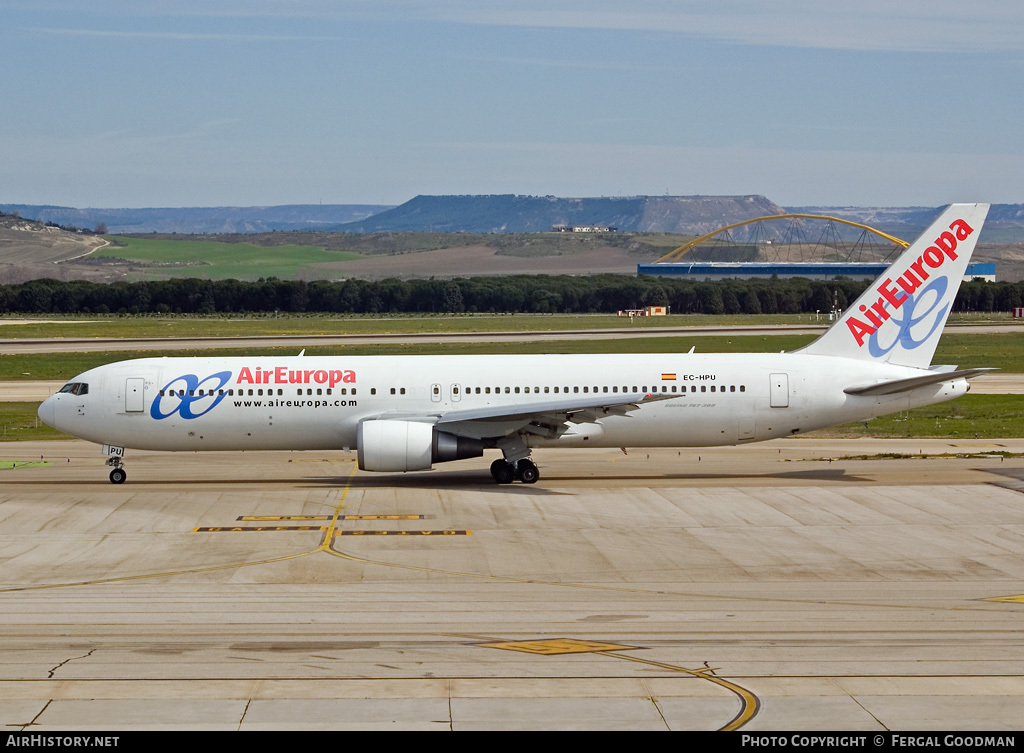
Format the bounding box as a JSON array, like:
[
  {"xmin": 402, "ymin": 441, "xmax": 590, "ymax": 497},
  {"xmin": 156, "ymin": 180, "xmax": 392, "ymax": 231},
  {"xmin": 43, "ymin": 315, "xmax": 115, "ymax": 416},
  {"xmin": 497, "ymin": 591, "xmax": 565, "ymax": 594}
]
[{"xmin": 846, "ymin": 218, "xmax": 975, "ymax": 348}]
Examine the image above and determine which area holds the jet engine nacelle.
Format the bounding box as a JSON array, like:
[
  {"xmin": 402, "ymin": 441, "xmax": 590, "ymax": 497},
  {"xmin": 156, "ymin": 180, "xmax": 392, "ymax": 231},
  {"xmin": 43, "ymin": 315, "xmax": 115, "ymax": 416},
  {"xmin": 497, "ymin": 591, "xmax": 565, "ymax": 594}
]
[{"xmin": 356, "ymin": 419, "xmax": 484, "ymax": 472}]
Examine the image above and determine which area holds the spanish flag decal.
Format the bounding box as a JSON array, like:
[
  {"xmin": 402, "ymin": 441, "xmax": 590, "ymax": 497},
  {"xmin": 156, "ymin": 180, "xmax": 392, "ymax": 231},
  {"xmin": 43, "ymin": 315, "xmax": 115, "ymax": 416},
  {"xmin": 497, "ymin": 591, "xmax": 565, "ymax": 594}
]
[{"xmin": 661, "ymin": 373, "xmax": 676, "ymax": 381}]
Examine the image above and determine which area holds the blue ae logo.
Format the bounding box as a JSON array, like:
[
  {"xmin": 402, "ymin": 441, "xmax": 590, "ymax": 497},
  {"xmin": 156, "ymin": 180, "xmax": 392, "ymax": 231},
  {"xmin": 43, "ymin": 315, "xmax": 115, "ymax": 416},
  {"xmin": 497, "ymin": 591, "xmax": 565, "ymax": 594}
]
[
  {"xmin": 866, "ymin": 277, "xmax": 949, "ymax": 357},
  {"xmin": 150, "ymin": 371, "xmax": 233, "ymax": 420}
]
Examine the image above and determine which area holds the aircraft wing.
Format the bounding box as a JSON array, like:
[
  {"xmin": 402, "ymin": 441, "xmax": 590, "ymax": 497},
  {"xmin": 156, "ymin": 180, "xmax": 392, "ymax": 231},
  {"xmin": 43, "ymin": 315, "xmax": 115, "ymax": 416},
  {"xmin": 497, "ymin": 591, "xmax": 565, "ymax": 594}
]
[
  {"xmin": 372, "ymin": 392, "xmax": 673, "ymax": 440},
  {"xmin": 844, "ymin": 368, "xmax": 995, "ymax": 396}
]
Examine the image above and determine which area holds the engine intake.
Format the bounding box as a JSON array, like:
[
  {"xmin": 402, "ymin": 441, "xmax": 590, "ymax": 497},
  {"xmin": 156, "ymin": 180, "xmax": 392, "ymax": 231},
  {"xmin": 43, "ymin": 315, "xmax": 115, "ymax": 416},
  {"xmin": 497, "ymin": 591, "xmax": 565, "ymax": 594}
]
[{"xmin": 357, "ymin": 419, "xmax": 483, "ymax": 472}]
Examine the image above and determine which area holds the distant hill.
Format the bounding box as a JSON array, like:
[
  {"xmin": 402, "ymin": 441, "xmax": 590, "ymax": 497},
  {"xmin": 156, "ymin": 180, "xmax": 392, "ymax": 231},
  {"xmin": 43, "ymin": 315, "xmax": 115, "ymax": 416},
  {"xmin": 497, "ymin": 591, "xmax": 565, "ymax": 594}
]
[
  {"xmin": 7, "ymin": 197, "xmax": 1024, "ymax": 240},
  {"xmin": 0, "ymin": 204, "xmax": 394, "ymax": 234},
  {"xmin": 332, "ymin": 194, "xmax": 788, "ymax": 234},
  {"xmin": 0, "ymin": 213, "xmax": 109, "ymax": 284}
]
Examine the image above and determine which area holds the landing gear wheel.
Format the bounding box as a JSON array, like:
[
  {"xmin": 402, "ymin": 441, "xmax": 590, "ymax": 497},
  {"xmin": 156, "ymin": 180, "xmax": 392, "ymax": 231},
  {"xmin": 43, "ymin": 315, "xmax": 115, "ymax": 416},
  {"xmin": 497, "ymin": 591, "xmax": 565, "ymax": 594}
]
[
  {"xmin": 516, "ymin": 459, "xmax": 539, "ymax": 484},
  {"xmin": 109, "ymin": 467, "xmax": 127, "ymax": 484},
  {"xmin": 490, "ymin": 458, "xmax": 516, "ymax": 484}
]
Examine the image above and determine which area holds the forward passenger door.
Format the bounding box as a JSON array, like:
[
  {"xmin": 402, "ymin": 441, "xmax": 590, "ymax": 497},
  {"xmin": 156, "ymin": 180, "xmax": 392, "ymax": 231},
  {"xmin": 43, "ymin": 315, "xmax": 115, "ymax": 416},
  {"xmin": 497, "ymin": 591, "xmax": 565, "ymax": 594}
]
[{"xmin": 125, "ymin": 378, "xmax": 145, "ymax": 412}]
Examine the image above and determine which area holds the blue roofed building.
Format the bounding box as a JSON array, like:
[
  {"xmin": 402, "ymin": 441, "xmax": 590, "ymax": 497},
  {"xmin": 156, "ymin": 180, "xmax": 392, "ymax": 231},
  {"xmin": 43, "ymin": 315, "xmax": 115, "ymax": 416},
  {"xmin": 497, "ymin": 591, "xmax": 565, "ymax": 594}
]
[{"xmin": 638, "ymin": 262, "xmax": 996, "ymax": 282}]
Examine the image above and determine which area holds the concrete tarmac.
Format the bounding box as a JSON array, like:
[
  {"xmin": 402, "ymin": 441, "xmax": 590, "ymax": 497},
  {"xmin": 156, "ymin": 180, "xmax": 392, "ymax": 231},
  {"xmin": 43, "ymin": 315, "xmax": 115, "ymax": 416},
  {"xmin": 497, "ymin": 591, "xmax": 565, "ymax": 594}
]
[{"xmin": 2, "ymin": 439, "xmax": 1024, "ymax": 731}]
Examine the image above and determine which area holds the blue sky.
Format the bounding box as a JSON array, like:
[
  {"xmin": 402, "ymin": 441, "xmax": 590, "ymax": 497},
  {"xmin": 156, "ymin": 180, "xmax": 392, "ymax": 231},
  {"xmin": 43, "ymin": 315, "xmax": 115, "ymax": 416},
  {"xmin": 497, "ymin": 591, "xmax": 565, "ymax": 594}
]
[{"xmin": 3, "ymin": 1, "xmax": 1024, "ymax": 208}]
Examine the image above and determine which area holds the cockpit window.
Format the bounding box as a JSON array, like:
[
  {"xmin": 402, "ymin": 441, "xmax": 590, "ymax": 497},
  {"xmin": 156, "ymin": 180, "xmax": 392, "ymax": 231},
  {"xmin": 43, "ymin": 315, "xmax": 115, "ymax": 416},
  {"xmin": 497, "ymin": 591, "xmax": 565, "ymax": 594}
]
[{"xmin": 58, "ymin": 382, "xmax": 89, "ymax": 396}]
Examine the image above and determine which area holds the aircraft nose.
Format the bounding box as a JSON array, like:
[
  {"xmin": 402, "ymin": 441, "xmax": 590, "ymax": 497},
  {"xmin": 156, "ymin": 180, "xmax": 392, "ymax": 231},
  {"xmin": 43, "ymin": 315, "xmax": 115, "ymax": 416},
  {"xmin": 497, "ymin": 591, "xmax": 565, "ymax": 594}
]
[{"xmin": 38, "ymin": 395, "xmax": 56, "ymax": 428}]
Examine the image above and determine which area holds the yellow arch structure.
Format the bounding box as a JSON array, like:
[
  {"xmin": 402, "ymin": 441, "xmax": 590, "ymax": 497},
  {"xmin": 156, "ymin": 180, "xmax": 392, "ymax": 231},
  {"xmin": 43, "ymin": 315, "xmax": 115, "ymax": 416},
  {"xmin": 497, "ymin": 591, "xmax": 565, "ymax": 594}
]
[{"xmin": 653, "ymin": 213, "xmax": 910, "ymax": 264}]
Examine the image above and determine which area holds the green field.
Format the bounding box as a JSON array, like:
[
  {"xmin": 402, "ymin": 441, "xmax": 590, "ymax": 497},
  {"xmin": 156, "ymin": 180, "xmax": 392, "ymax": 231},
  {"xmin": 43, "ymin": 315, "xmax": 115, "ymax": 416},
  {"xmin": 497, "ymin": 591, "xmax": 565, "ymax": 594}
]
[
  {"xmin": 4, "ymin": 330, "xmax": 1023, "ymax": 380},
  {"xmin": 1, "ymin": 311, "xmax": 1019, "ymax": 341},
  {"xmin": 0, "ymin": 336, "xmax": 815, "ymax": 380},
  {"xmin": 0, "ymin": 312, "xmax": 832, "ymax": 339},
  {"xmin": 95, "ymin": 237, "xmax": 363, "ymax": 280}
]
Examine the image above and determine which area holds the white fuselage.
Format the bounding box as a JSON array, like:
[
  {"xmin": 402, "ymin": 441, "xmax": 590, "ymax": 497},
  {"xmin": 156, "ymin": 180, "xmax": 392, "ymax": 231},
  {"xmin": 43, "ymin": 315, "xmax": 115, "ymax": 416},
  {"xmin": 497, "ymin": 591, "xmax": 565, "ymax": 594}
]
[{"xmin": 38, "ymin": 352, "xmax": 970, "ymax": 455}]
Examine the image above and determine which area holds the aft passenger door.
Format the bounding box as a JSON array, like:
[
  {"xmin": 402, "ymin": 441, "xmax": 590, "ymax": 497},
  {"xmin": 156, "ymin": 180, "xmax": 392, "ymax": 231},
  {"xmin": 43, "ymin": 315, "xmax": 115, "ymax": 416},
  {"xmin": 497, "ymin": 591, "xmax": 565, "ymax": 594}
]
[{"xmin": 769, "ymin": 373, "xmax": 789, "ymax": 408}]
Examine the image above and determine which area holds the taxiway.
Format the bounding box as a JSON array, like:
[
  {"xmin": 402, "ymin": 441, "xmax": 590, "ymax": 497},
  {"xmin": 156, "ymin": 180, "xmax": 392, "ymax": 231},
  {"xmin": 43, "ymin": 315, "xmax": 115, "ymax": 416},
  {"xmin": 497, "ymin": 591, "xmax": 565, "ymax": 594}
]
[{"xmin": 2, "ymin": 439, "xmax": 1023, "ymax": 730}]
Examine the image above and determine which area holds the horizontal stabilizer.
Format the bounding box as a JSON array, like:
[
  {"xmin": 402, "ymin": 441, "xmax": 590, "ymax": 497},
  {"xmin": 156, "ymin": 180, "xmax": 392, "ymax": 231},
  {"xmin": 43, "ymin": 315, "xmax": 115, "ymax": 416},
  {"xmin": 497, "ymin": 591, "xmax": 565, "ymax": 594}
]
[{"xmin": 844, "ymin": 368, "xmax": 995, "ymax": 396}]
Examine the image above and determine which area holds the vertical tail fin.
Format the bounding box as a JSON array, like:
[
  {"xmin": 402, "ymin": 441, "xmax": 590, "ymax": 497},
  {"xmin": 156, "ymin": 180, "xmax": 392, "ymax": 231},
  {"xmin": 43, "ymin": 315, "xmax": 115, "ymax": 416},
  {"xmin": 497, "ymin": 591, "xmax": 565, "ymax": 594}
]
[{"xmin": 798, "ymin": 203, "xmax": 989, "ymax": 368}]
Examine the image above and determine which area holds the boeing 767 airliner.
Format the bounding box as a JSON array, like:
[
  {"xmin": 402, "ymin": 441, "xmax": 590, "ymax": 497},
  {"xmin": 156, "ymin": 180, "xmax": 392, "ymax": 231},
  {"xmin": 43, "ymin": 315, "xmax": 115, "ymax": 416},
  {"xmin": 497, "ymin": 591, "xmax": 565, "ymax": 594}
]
[{"xmin": 38, "ymin": 203, "xmax": 991, "ymax": 485}]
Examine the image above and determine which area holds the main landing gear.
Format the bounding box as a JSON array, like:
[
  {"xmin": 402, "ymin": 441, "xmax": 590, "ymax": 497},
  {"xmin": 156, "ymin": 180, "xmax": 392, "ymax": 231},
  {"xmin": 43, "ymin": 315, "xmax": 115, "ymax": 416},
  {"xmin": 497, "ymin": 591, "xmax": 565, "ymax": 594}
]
[
  {"xmin": 490, "ymin": 434, "xmax": 539, "ymax": 484},
  {"xmin": 490, "ymin": 457, "xmax": 539, "ymax": 485}
]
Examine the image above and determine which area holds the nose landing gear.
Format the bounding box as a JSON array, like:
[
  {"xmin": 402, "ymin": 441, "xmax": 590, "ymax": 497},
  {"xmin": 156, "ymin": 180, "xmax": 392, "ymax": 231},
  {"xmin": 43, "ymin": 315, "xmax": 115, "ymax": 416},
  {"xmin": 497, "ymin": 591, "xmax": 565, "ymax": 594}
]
[{"xmin": 104, "ymin": 445, "xmax": 126, "ymax": 484}]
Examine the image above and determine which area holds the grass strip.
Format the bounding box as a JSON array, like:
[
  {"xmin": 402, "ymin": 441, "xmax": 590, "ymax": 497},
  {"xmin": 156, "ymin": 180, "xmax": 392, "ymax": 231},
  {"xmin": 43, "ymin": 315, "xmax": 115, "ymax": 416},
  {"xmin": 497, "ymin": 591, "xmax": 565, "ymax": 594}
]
[
  {"xmin": 0, "ymin": 403, "xmax": 71, "ymax": 441},
  {"xmin": 810, "ymin": 394, "xmax": 1024, "ymax": 439}
]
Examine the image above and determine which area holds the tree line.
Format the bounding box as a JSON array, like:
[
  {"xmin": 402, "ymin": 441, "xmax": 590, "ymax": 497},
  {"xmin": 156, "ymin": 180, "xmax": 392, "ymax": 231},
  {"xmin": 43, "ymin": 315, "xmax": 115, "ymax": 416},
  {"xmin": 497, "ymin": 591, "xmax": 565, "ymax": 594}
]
[{"xmin": 0, "ymin": 275, "xmax": 1016, "ymax": 316}]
